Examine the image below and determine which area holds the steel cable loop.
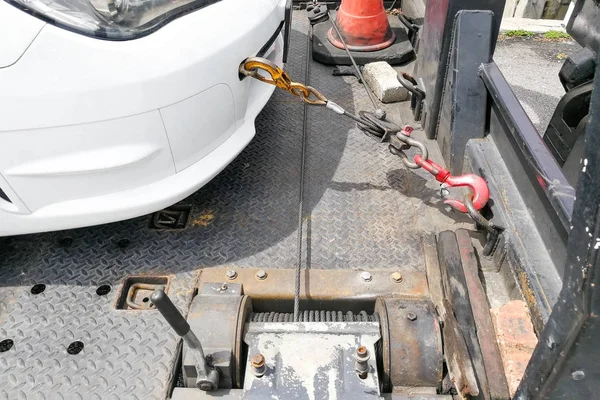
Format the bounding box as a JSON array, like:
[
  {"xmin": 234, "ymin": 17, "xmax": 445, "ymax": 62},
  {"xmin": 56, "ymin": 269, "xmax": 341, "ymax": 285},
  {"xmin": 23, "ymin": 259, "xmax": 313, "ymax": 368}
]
[{"xmin": 342, "ymin": 110, "xmax": 396, "ymax": 138}]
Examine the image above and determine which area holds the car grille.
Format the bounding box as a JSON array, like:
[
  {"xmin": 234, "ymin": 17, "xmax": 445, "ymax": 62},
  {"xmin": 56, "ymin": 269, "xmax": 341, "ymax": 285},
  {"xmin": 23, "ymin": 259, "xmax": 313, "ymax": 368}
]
[{"xmin": 0, "ymin": 186, "xmax": 11, "ymax": 203}]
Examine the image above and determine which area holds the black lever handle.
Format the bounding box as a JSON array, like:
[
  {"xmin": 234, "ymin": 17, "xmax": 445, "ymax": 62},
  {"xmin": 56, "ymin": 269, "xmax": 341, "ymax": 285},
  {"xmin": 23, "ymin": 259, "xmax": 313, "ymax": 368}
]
[
  {"xmin": 150, "ymin": 289, "xmax": 190, "ymax": 337},
  {"xmin": 150, "ymin": 289, "xmax": 220, "ymax": 391}
]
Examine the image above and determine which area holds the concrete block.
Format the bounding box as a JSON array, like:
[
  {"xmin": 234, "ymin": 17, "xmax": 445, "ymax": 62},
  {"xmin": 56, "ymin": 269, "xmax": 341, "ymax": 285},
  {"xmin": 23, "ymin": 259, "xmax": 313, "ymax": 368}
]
[
  {"xmin": 491, "ymin": 300, "xmax": 538, "ymax": 397},
  {"xmin": 363, "ymin": 61, "xmax": 408, "ymax": 104}
]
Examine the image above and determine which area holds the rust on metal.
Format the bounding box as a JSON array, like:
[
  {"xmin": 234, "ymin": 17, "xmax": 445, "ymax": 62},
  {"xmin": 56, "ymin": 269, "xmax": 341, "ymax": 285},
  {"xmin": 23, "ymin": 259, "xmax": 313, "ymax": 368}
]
[
  {"xmin": 250, "ymin": 353, "xmax": 267, "ymax": 378},
  {"xmin": 251, "ymin": 354, "xmax": 265, "ymax": 367},
  {"xmin": 198, "ymin": 268, "xmax": 430, "ymax": 301},
  {"xmin": 375, "ymin": 297, "xmax": 443, "ymax": 390},
  {"xmin": 115, "ymin": 274, "xmax": 173, "ymax": 310},
  {"xmin": 390, "ymin": 272, "xmax": 403, "ymax": 283},
  {"xmin": 442, "ymin": 298, "xmax": 480, "ymax": 398},
  {"xmin": 456, "ymin": 229, "xmax": 510, "ymax": 400},
  {"xmin": 516, "ymin": 267, "xmax": 544, "ymax": 334},
  {"xmin": 234, "ymin": 295, "xmax": 253, "ymax": 388},
  {"xmin": 422, "ymin": 232, "xmax": 446, "ymax": 320}
]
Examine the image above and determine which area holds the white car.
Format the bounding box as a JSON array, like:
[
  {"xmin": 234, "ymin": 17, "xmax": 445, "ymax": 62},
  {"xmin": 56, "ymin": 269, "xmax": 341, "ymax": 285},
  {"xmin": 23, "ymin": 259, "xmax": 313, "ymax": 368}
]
[{"xmin": 0, "ymin": 0, "xmax": 290, "ymax": 236}]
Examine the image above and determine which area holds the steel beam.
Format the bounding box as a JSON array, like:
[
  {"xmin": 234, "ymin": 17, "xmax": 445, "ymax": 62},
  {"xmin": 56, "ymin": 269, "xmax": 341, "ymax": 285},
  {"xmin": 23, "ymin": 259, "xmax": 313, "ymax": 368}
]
[
  {"xmin": 480, "ymin": 62, "xmax": 574, "ymax": 276},
  {"xmin": 480, "ymin": 62, "xmax": 575, "ymax": 232}
]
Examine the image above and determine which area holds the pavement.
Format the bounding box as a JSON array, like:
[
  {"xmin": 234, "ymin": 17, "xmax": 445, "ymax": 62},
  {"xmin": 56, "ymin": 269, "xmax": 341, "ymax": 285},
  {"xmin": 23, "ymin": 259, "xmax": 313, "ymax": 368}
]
[{"xmin": 494, "ymin": 36, "xmax": 581, "ymax": 134}]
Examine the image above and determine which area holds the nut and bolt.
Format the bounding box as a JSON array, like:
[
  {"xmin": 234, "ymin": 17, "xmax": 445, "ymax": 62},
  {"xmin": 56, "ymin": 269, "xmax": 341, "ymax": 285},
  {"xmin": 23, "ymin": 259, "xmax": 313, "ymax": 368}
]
[
  {"xmin": 354, "ymin": 346, "xmax": 370, "ymax": 379},
  {"xmin": 407, "ymin": 312, "xmax": 417, "ymax": 321},
  {"xmin": 226, "ymin": 270, "xmax": 238, "ymax": 280},
  {"xmin": 360, "ymin": 271, "xmax": 373, "ymax": 282},
  {"xmin": 390, "ymin": 272, "xmax": 403, "ymax": 283},
  {"xmin": 251, "ymin": 353, "xmax": 267, "ymax": 377},
  {"xmin": 256, "ymin": 270, "xmax": 268, "ymax": 280}
]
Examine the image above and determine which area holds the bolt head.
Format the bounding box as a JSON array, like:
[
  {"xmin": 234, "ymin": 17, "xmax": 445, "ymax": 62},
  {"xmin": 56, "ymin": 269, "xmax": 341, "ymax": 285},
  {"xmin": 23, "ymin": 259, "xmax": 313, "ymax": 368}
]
[
  {"xmin": 220, "ymin": 283, "xmax": 228, "ymax": 291},
  {"xmin": 251, "ymin": 353, "xmax": 265, "ymax": 367},
  {"xmin": 226, "ymin": 269, "xmax": 237, "ymax": 280},
  {"xmin": 407, "ymin": 312, "xmax": 417, "ymax": 321},
  {"xmin": 391, "ymin": 272, "xmax": 403, "ymax": 283},
  {"xmin": 360, "ymin": 271, "xmax": 372, "ymax": 282},
  {"xmin": 256, "ymin": 270, "xmax": 268, "ymax": 280}
]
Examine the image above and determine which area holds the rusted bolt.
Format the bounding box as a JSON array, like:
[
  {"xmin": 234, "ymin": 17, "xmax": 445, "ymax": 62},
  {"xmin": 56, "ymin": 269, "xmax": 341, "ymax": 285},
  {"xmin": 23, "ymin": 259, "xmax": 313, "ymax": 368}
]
[
  {"xmin": 355, "ymin": 346, "xmax": 370, "ymax": 379},
  {"xmin": 251, "ymin": 353, "xmax": 266, "ymax": 377},
  {"xmin": 256, "ymin": 270, "xmax": 268, "ymax": 280},
  {"xmin": 226, "ymin": 270, "xmax": 238, "ymax": 280},
  {"xmin": 360, "ymin": 271, "xmax": 372, "ymax": 282},
  {"xmin": 390, "ymin": 272, "xmax": 403, "ymax": 283},
  {"xmin": 407, "ymin": 312, "xmax": 417, "ymax": 321}
]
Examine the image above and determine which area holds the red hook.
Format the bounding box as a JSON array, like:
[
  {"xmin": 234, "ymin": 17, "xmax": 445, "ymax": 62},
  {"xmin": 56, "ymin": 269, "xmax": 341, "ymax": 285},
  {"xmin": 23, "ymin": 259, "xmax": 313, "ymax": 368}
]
[{"xmin": 413, "ymin": 155, "xmax": 490, "ymax": 212}]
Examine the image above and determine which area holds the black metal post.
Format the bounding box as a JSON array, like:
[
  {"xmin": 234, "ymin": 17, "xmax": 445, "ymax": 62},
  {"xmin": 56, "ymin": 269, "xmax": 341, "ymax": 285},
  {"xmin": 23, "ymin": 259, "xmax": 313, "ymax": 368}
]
[
  {"xmin": 436, "ymin": 10, "xmax": 493, "ymax": 174},
  {"xmin": 414, "ymin": 0, "xmax": 505, "ymax": 140}
]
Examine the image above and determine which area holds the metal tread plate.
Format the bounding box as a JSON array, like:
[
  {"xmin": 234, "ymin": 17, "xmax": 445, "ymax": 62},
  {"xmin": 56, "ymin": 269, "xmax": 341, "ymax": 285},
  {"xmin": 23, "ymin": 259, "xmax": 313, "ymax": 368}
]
[{"xmin": 0, "ymin": 11, "xmax": 465, "ymax": 399}]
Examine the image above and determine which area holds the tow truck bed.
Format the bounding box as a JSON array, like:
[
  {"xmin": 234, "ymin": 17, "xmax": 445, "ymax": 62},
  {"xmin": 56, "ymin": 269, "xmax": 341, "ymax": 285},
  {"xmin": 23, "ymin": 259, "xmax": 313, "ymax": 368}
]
[{"xmin": 0, "ymin": 12, "xmax": 496, "ymax": 399}]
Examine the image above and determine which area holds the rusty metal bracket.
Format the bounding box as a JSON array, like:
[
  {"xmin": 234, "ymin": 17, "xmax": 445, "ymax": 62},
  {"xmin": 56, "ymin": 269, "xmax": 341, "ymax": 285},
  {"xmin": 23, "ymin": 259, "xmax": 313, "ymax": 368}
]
[
  {"xmin": 198, "ymin": 268, "xmax": 430, "ymax": 307},
  {"xmin": 375, "ymin": 297, "xmax": 443, "ymax": 391}
]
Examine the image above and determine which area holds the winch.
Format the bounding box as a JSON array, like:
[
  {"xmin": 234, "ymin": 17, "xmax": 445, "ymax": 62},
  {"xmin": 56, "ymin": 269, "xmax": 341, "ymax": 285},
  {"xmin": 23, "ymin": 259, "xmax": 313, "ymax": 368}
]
[{"xmin": 150, "ymin": 268, "xmax": 443, "ymax": 400}]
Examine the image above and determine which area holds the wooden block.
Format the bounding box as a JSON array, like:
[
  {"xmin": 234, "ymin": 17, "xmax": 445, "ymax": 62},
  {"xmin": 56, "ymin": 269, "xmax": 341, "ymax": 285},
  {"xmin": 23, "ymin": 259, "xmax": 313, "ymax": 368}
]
[{"xmin": 491, "ymin": 300, "xmax": 538, "ymax": 397}]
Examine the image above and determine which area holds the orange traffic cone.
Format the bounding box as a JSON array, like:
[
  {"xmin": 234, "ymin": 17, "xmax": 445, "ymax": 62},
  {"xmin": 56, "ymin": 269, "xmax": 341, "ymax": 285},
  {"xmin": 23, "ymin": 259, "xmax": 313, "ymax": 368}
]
[{"xmin": 327, "ymin": 0, "xmax": 396, "ymax": 51}]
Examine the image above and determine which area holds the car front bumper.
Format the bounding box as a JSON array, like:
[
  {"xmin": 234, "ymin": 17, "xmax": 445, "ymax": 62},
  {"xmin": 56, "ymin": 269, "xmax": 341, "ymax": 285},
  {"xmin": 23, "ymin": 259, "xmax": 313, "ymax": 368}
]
[{"xmin": 0, "ymin": 0, "xmax": 286, "ymax": 236}]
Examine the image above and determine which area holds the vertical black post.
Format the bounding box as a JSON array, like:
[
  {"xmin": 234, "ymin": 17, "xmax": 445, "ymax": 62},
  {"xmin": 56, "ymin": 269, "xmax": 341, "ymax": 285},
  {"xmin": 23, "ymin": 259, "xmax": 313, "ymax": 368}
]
[
  {"xmin": 414, "ymin": 0, "xmax": 505, "ymax": 140},
  {"xmin": 436, "ymin": 10, "xmax": 493, "ymax": 174},
  {"xmin": 515, "ymin": 51, "xmax": 600, "ymax": 400}
]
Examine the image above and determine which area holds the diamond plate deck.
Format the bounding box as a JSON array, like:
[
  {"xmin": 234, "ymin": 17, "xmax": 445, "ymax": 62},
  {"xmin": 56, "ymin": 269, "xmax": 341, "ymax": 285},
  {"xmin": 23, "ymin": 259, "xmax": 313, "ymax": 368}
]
[{"xmin": 0, "ymin": 11, "xmax": 469, "ymax": 399}]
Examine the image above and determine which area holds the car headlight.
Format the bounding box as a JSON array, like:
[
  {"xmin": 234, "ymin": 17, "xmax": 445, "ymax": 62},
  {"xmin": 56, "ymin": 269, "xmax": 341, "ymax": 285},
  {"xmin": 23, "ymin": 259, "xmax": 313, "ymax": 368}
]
[{"xmin": 5, "ymin": 0, "xmax": 220, "ymax": 40}]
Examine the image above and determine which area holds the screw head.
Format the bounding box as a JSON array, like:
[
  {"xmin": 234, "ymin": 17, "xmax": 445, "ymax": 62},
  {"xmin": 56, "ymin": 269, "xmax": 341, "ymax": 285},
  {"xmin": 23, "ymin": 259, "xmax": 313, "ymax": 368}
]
[
  {"xmin": 390, "ymin": 272, "xmax": 403, "ymax": 283},
  {"xmin": 220, "ymin": 283, "xmax": 228, "ymax": 291},
  {"xmin": 360, "ymin": 271, "xmax": 373, "ymax": 282},
  {"xmin": 572, "ymin": 370, "xmax": 585, "ymax": 381},
  {"xmin": 407, "ymin": 312, "xmax": 417, "ymax": 321},
  {"xmin": 226, "ymin": 270, "xmax": 238, "ymax": 280},
  {"xmin": 256, "ymin": 270, "xmax": 268, "ymax": 280}
]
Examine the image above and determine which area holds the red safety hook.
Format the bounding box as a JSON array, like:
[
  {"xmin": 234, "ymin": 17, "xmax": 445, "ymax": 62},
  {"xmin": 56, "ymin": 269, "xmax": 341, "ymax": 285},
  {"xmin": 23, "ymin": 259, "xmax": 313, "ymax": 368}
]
[{"xmin": 413, "ymin": 155, "xmax": 490, "ymax": 212}]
